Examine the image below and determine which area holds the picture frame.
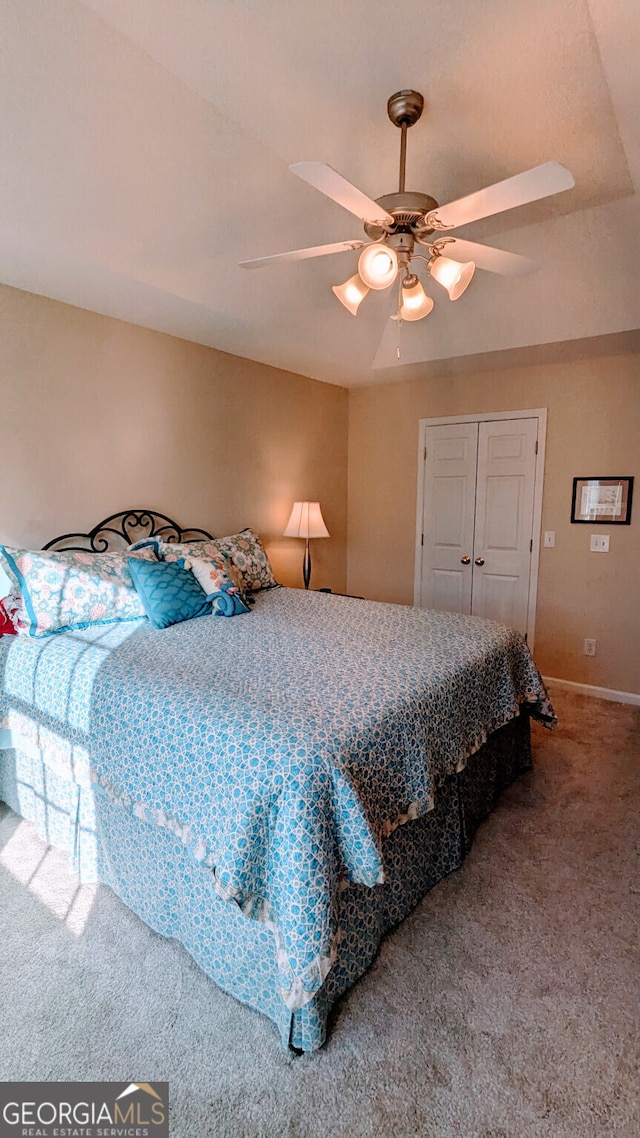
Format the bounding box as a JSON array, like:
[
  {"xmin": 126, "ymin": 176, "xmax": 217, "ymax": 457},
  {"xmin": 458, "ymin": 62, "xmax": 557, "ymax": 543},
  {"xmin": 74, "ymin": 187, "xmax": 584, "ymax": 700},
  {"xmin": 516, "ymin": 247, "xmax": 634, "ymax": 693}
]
[{"xmin": 571, "ymin": 476, "xmax": 634, "ymax": 525}]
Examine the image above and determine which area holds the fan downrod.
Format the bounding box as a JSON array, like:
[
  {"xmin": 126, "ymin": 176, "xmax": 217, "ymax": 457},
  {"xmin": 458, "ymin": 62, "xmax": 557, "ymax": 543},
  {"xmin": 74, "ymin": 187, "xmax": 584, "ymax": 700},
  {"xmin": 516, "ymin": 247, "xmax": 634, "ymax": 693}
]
[{"xmin": 387, "ymin": 90, "xmax": 424, "ymax": 128}]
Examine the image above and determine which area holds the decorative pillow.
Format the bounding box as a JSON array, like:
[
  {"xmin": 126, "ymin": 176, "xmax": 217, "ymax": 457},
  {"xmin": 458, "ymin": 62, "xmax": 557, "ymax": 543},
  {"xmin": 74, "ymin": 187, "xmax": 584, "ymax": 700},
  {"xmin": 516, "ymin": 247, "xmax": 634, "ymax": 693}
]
[
  {"xmin": 184, "ymin": 555, "xmax": 250, "ymax": 617},
  {"xmin": 128, "ymin": 536, "xmax": 163, "ymax": 556},
  {"xmin": 158, "ymin": 539, "xmax": 246, "ymax": 595},
  {"xmin": 156, "ymin": 539, "xmax": 222, "ymax": 563},
  {"xmin": 213, "ymin": 528, "xmax": 278, "ymax": 592},
  {"xmin": 0, "ymin": 590, "xmax": 28, "ymax": 635},
  {"xmin": 127, "ymin": 557, "xmax": 212, "ymax": 629},
  {"xmin": 0, "ymin": 596, "xmax": 18, "ymax": 636},
  {"xmin": 0, "ymin": 545, "xmax": 159, "ymax": 638}
]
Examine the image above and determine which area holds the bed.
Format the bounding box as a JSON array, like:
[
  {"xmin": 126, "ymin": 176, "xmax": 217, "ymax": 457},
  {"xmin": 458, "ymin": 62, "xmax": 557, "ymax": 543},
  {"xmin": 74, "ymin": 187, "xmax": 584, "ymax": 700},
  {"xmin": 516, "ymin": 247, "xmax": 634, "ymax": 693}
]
[{"xmin": 0, "ymin": 509, "xmax": 554, "ymax": 1051}]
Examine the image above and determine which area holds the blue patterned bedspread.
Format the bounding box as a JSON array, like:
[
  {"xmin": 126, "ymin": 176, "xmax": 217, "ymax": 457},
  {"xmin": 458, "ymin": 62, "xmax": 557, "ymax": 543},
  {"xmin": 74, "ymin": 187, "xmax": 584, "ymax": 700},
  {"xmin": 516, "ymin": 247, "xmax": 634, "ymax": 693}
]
[{"xmin": 0, "ymin": 588, "xmax": 553, "ymax": 1009}]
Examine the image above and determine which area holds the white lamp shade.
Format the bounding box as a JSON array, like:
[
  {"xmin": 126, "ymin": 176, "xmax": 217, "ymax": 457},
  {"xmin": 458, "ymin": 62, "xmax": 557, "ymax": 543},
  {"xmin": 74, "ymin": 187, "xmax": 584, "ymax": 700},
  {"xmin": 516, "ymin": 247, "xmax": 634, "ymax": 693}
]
[
  {"xmin": 429, "ymin": 255, "xmax": 475, "ymax": 300},
  {"xmin": 399, "ymin": 279, "xmax": 434, "ymax": 321},
  {"xmin": 358, "ymin": 243, "xmax": 398, "ymax": 290},
  {"xmin": 283, "ymin": 501, "xmax": 330, "ymax": 539},
  {"xmin": 332, "ymin": 273, "xmax": 370, "ymax": 315}
]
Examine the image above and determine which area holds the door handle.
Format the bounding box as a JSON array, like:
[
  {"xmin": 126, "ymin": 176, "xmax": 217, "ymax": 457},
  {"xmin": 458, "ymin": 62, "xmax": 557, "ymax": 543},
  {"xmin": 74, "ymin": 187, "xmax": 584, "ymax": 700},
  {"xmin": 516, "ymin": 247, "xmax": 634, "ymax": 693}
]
[
  {"xmin": 460, "ymin": 555, "xmax": 471, "ymax": 564},
  {"xmin": 474, "ymin": 556, "xmax": 485, "ymax": 566}
]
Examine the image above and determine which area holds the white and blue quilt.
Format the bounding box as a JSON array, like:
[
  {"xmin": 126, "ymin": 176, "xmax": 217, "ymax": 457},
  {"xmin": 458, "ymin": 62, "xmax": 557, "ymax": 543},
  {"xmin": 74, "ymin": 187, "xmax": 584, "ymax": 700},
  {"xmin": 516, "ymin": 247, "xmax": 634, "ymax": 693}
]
[{"xmin": 0, "ymin": 588, "xmax": 553, "ymax": 1012}]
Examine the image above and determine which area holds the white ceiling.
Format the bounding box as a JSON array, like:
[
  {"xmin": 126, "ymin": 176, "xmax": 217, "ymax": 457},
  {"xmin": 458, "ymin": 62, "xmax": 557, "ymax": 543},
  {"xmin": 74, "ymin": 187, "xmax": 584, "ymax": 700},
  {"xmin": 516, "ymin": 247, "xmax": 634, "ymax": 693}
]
[{"xmin": 1, "ymin": 0, "xmax": 639, "ymax": 386}]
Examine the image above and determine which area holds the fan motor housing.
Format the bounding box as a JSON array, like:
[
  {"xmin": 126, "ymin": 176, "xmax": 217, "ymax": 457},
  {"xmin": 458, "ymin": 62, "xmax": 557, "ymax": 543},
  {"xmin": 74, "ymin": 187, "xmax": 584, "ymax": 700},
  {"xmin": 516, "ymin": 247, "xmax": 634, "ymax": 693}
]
[
  {"xmin": 387, "ymin": 90, "xmax": 424, "ymax": 128},
  {"xmin": 363, "ymin": 191, "xmax": 439, "ymax": 240}
]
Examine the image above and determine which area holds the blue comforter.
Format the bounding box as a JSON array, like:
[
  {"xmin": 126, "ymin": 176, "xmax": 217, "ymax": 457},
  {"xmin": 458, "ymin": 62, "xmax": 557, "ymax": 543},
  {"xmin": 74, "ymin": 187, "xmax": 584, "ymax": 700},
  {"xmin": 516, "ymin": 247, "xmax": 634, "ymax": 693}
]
[{"xmin": 0, "ymin": 588, "xmax": 553, "ymax": 1009}]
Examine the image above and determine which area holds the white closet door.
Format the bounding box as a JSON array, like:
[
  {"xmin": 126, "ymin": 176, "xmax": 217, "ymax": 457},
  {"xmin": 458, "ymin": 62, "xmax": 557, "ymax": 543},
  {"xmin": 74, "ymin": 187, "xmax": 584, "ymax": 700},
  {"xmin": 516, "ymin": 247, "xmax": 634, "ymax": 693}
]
[
  {"xmin": 419, "ymin": 422, "xmax": 478, "ymax": 614},
  {"xmin": 471, "ymin": 418, "xmax": 538, "ymax": 632},
  {"xmin": 416, "ymin": 414, "xmax": 541, "ymax": 638}
]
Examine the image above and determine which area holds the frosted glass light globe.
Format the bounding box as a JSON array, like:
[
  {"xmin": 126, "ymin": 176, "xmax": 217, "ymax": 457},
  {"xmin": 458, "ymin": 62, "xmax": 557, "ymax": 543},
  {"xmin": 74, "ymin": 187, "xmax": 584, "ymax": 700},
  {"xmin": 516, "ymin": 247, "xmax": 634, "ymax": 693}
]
[{"xmin": 358, "ymin": 243, "xmax": 399, "ymax": 290}]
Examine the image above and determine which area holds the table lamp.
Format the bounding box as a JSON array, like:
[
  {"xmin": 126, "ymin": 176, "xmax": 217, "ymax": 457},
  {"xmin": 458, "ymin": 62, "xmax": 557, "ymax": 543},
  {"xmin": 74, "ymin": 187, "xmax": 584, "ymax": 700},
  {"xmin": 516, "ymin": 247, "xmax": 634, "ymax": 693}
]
[{"xmin": 283, "ymin": 501, "xmax": 329, "ymax": 589}]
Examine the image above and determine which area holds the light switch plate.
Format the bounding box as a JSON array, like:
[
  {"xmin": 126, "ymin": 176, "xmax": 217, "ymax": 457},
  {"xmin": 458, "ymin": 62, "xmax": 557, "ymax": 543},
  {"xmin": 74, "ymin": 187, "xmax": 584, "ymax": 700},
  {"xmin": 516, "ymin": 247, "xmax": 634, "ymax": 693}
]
[
  {"xmin": 543, "ymin": 531, "xmax": 555, "ymax": 548},
  {"xmin": 590, "ymin": 534, "xmax": 610, "ymax": 552}
]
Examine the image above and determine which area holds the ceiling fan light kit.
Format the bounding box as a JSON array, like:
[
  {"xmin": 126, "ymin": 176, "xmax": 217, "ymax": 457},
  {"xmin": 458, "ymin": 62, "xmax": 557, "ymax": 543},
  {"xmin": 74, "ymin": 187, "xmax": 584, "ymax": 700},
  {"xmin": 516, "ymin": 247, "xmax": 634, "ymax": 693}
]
[
  {"xmin": 397, "ymin": 276, "xmax": 434, "ymax": 321},
  {"xmin": 240, "ymin": 88, "xmax": 575, "ymax": 343},
  {"xmin": 331, "ymin": 273, "xmax": 370, "ymax": 315},
  {"xmin": 428, "ymin": 251, "xmax": 476, "ymax": 301},
  {"xmin": 358, "ymin": 242, "xmax": 399, "ymax": 289}
]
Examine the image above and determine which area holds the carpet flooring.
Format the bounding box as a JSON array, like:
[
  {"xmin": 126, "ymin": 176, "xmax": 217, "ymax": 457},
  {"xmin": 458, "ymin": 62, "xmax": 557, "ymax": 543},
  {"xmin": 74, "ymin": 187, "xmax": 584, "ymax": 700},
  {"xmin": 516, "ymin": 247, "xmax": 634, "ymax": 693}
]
[{"xmin": 0, "ymin": 687, "xmax": 638, "ymax": 1138}]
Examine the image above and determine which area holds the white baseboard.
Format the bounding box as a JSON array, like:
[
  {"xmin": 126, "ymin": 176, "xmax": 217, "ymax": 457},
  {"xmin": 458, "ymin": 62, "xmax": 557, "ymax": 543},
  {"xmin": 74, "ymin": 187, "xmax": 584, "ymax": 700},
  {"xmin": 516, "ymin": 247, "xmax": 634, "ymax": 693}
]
[{"xmin": 543, "ymin": 676, "xmax": 640, "ymax": 707}]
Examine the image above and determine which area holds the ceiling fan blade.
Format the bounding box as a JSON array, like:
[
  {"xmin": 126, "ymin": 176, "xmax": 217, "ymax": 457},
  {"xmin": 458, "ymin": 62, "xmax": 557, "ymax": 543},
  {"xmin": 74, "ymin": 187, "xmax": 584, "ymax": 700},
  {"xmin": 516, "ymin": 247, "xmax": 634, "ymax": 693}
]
[
  {"xmin": 431, "ymin": 162, "xmax": 575, "ymax": 230},
  {"xmin": 437, "ymin": 237, "xmax": 538, "ymax": 276},
  {"xmin": 290, "ymin": 162, "xmax": 394, "ymax": 227},
  {"xmin": 239, "ymin": 239, "xmax": 365, "ymax": 269}
]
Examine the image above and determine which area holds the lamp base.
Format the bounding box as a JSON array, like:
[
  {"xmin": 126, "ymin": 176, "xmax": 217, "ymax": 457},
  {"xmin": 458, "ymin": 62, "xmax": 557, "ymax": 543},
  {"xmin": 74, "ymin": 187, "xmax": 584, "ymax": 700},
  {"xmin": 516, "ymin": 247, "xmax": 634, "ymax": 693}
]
[{"xmin": 303, "ymin": 540, "xmax": 311, "ymax": 589}]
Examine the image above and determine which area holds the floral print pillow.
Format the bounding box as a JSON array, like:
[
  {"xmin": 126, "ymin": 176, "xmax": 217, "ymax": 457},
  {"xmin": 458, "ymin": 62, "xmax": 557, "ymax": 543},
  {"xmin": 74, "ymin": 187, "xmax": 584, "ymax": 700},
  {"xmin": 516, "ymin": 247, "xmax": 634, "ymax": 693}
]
[
  {"xmin": 213, "ymin": 529, "xmax": 279, "ymax": 592},
  {"xmin": 158, "ymin": 531, "xmax": 277, "ymax": 592},
  {"xmin": 158, "ymin": 540, "xmax": 245, "ymax": 597},
  {"xmin": 183, "ymin": 554, "xmax": 236, "ymax": 595},
  {"xmin": 0, "ymin": 545, "xmax": 159, "ymax": 637},
  {"xmin": 156, "ymin": 539, "xmax": 222, "ymax": 564}
]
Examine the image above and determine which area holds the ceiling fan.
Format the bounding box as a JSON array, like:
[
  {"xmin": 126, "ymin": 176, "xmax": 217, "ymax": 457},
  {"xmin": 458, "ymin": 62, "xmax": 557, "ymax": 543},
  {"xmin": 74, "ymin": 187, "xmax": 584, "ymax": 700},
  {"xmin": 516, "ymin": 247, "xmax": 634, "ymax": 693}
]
[{"xmin": 240, "ymin": 90, "xmax": 575, "ymax": 326}]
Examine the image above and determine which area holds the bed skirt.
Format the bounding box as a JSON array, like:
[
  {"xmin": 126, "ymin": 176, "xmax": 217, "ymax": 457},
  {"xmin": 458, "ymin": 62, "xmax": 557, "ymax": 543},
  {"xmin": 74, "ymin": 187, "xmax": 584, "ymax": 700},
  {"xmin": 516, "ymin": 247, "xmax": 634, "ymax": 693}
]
[{"xmin": 0, "ymin": 713, "xmax": 532, "ymax": 1051}]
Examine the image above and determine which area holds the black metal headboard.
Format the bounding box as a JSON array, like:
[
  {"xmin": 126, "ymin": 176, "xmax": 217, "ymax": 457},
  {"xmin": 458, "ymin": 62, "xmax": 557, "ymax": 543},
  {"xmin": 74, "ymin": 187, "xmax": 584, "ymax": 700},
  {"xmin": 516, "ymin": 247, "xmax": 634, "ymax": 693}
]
[{"xmin": 43, "ymin": 509, "xmax": 213, "ymax": 553}]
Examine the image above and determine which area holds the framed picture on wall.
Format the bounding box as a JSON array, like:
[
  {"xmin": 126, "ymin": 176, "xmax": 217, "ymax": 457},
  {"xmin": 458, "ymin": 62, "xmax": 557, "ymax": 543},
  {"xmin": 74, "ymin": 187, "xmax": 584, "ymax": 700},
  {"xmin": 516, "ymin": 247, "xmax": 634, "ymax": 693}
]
[{"xmin": 571, "ymin": 476, "xmax": 634, "ymax": 524}]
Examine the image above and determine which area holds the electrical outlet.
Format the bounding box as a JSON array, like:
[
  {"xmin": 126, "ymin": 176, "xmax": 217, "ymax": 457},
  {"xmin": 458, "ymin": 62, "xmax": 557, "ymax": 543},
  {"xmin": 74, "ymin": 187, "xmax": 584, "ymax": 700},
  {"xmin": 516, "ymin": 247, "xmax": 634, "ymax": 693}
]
[{"xmin": 584, "ymin": 638, "xmax": 597, "ymax": 656}]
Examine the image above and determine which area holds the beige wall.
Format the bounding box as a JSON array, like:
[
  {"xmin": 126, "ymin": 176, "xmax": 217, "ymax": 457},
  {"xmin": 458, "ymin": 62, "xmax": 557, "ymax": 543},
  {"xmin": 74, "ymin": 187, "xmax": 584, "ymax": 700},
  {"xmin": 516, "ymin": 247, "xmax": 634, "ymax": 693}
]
[
  {"xmin": 4, "ymin": 282, "xmax": 639, "ymax": 694},
  {"xmin": 0, "ymin": 285, "xmax": 348, "ymax": 592},
  {"xmin": 347, "ymin": 354, "xmax": 640, "ymax": 695}
]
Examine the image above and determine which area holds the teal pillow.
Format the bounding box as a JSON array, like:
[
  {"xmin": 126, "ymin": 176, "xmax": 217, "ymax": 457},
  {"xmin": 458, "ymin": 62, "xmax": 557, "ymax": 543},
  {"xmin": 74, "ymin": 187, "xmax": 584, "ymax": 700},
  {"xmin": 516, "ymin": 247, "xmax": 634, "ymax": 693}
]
[{"xmin": 127, "ymin": 557, "xmax": 212, "ymax": 629}]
